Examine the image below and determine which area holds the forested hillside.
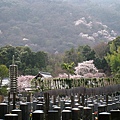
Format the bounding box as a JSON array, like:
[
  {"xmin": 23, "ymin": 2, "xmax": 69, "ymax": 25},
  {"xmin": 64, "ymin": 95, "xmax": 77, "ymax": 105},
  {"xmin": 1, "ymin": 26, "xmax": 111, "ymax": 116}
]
[
  {"xmin": 0, "ymin": 0, "xmax": 120, "ymax": 52},
  {"xmin": 0, "ymin": 36, "xmax": 120, "ymax": 77}
]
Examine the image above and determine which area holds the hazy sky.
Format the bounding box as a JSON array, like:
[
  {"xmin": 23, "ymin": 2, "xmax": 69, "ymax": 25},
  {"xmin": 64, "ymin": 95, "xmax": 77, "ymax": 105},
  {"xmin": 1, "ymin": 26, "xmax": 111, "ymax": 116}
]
[{"xmin": 91, "ymin": 0, "xmax": 119, "ymax": 3}]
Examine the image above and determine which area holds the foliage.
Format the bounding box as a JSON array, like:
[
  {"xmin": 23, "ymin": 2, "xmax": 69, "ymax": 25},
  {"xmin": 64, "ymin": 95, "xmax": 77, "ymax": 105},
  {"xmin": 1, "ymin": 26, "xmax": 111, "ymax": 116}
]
[
  {"xmin": 63, "ymin": 45, "xmax": 96, "ymax": 65},
  {"xmin": 63, "ymin": 48, "xmax": 81, "ymax": 65},
  {"xmin": 0, "ymin": 0, "xmax": 119, "ymax": 52},
  {"xmin": 115, "ymin": 69, "xmax": 120, "ymax": 84},
  {"xmin": 0, "ymin": 45, "xmax": 17, "ymax": 67},
  {"xmin": 34, "ymin": 77, "xmax": 118, "ymax": 92},
  {"xmin": 0, "ymin": 64, "xmax": 9, "ymax": 86},
  {"xmin": 0, "ymin": 86, "xmax": 8, "ymax": 96},
  {"xmin": 0, "ymin": 45, "xmax": 48, "ymax": 75},
  {"xmin": 47, "ymin": 53, "xmax": 64, "ymax": 77},
  {"xmin": 82, "ymin": 45, "xmax": 96, "ymax": 61},
  {"xmin": 61, "ymin": 62, "xmax": 75, "ymax": 78},
  {"xmin": 0, "ymin": 35, "xmax": 120, "ymax": 77},
  {"xmin": 94, "ymin": 42, "xmax": 109, "ymax": 58},
  {"xmin": 105, "ymin": 37, "xmax": 120, "ymax": 76}
]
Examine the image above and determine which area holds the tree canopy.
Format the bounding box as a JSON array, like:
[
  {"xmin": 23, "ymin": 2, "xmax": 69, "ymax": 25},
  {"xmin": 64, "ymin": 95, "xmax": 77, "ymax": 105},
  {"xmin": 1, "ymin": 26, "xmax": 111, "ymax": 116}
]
[
  {"xmin": 0, "ymin": 45, "xmax": 48, "ymax": 75},
  {"xmin": 0, "ymin": 64, "xmax": 9, "ymax": 86},
  {"xmin": 0, "ymin": 36, "xmax": 120, "ymax": 78},
  {"xmin": 61, "ymin": 62, "xmax": 75, "ymax": 78},
  {"xmin": 105, "ymin": 37, "xmax": 120, "ymax": 75}
]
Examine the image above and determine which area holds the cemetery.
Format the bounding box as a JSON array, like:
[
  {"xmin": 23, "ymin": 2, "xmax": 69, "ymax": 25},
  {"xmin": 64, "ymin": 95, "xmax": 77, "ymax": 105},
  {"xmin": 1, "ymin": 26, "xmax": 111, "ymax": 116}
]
[
  {"xmin": 0, "ymin": 57, "xmax": 120, "ymax": 120},
  {"xmin": 0, "ymin": 1, "xmax": 120, "ymax": 119}
]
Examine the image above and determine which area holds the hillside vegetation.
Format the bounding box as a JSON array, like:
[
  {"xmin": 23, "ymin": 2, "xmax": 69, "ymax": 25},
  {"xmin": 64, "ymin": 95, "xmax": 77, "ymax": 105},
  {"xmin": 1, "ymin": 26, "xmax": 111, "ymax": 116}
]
[
  {"xmin": 0, "ymin": 0, "xmax": 120, "ymax": 52},
  {"xmin": 0, "ymin": 36, "xmax": 120, "ymax": 78}
]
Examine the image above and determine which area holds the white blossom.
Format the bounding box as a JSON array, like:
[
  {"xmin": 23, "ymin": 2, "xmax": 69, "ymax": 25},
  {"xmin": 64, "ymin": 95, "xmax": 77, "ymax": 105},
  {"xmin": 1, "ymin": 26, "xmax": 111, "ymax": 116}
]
[
  {"xmin": 23, "ymin": 38, "xmax": 29, "ymax": 41},
  {"xmin": 79, "ymin": 33, "xmax": 95, "ymax": 41},
  {"xmin": 17, "ymin": 75, "xmax": 35, "ymax": 92},
  {"xmin": 74, "ymin": 17, "xmax": 92, "ymax": 28},
  {"xmin": 75, "ymin": 60, "xmax": 98, "ymax": 76},
  {"xmin": 111, "ymin": 30, "xmax": 117, "ymax": 36},
  {"xmin": 92, "ymin": 33, "xmax": 98, "ymax": 37}
]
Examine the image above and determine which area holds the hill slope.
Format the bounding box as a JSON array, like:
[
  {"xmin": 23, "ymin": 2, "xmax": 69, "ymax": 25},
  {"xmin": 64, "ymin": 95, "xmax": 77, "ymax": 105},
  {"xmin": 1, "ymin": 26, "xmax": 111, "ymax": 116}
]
[{"xmin": 0, "ymin": 0, "xmax": 119, "ymax": 52}]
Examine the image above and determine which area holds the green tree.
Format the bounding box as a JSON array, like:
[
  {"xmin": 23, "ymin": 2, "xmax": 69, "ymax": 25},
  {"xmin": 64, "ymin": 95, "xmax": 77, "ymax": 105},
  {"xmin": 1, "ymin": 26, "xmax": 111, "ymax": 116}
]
[
  {"xmin": 93, "ymin": 42, "xmax": 110, "ymax": 74},
  {"xmin": 35, "ymin": 51, "xmax": 48, "ymax": 69},
  {"xmin": 105, "ymin": 37, "xmax": 120, "ymax": 76},
  {"xmin": 0, "ymin": 64, "xmax": 9, "ymax": 86},
  {"xmin": 94, "ymin": 42, "xmax": 109, "ymax": 58},
  {"xmin": 64, "ymin": 48, "xmax": 79, "ymax": 65},
  {"xmin": 82, "ymin": 45, "xmax": 96, "ymax": 61},
  {"xmin": 63, "ymin": 46, "xmax": 85, "ymax": 66},
  {"xmin": 61, "ymin": 62, "xmax": 75, "ymax": 79},
  {"xmin": 0, "ymin": 45, "xmax": 49, "ymax": 76},
  {"xmin": 105, "ymin": 48, "xmax": 120, "ymax": 74},
  {"xmin": 0, "ymin": 45, "xmax": 17, "ymax": 67}
]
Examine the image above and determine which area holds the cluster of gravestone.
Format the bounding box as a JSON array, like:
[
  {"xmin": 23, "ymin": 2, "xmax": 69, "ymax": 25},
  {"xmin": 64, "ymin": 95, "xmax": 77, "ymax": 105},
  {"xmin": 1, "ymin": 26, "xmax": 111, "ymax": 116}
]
[
  {"xmin": 44, "ymin": 84, "xmax": 120, "ymax": 96},
  {"xmin": 0, "ymin": 92, "xmax": 120, "ymax": 120}
]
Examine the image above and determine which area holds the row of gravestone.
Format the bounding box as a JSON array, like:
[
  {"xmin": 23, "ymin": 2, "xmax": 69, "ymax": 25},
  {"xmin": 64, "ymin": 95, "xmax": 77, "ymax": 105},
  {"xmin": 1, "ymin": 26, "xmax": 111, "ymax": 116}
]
[
  {"xmin": 42, "ymin": 84, "xmax": 120, "ymax": 96},
  {"xmin": 0, "ymin": 108, "xmax": 119, "ymax": 120},
  {"xmin": 0, "ymin": 93, "xmax": 120, "ymax": 120}
]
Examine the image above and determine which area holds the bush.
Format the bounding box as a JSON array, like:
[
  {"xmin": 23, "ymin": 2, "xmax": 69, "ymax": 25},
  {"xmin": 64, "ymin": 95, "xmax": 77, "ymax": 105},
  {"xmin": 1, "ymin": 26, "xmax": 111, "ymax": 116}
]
[{"xmin": 0, "ymin": 86, "xmax": 8, "ymax": 96}]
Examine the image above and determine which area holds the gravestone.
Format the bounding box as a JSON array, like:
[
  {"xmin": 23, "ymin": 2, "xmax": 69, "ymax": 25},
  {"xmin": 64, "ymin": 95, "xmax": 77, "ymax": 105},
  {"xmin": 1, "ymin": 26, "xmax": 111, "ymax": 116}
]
[
  {"xmin": 98, "ymin": 112, "xmax": 111, "ymax": 120},
  {"xmin": 32, "ymin": 110, "xmax": 44, "ymax": 120},
  {"xmin": 83, "ymin": 107, "xmax": 92, "ymax": 120},
  {"xmin": 20, "ymin": 103, "xmax": 29, "ymax": 120},
  {"xmin": 72, "ymin": 108, "xmax": 80, "ymax": 120},
  {"xmin": 4, "ymin": 114, "xmax": 18, "ymax": 120},
  {"xmin": 62, "ymin": 110, "xmax": 72, "ymax": 120},
  {"xmin": 0, "ymin": 103, "xmax": 8, "ymax": 119},
  {"xmin": 12, "ymin": 109, "xmax": 22, "ymax": 120},
  {"xmin": 110, "ymin": 110, "xmax": 120, "ymax": 120}
]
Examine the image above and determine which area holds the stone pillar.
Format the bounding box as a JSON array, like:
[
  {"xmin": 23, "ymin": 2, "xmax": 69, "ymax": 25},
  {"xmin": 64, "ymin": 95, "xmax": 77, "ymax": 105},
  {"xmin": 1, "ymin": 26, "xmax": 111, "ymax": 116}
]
[
  {"xmin": 72, "ymin": 108, "xmax": 80, "ymax": 120},
  {"xmin": 71, "ymin": 95, "xmax": 74, "ymax": 108},
  {"xmin": 53, "ymin": 95, "xmax": 56, "ymax": 105},
  {"xmin": 107, "ymin": 104, "xmax": 113, "ymax": 112},
  {"xmin": 36, "ymin": 104, "xmax": 44, "ymax": 110},
  {"xmin": 88, "ymin": 104, "xmax": 94, "ymax": 113},
  {"xmin": 32, "ymin": 100, "xmax": 37, "ymax": 111},
  {"xmin": 98, "ymin": 112, "xmax": 111, "ymax": 120},
  {"xmin": 62, "ymin": 110, "xmax": 71, "ymax": 120},
  {"xmin": 32, "ymin": 110, "xmax": 44, "ymax": 120},
  {"xmin": 4, "ymin": 114, "xmax": 18, "ymax": 120},
  {"xmin": 53, "ymin": 106, "xmax": 61, "ymax": 120},
  {"xmin": 78, "ymin": 106, "xmax": 84, "ymax": 119},
  {"xmin": 48, "ymin": 110, "xmax": 59, "ymax": 120},
  {"xmin": 60, "ymin": 99, "xmax": 65, "ymax": 110},
  {"xmin": 0, "ymin": 103, "xmax": 8, "ymax": 119},
  {"xmin": 11, "ymin": 109, "xmax": 22, "ymax": 120},
  {"xmin": 44, "ymin": 92, "xmax": 49, "ymax": 120},
  {"xmin": 110, "ymin": 110, "xmax": 120, "ymax": 120},
  {"xmin": 64, "ymin": 102, "xmax": 71, "ymax": 108},
  {"xmin": 98, "ymin": 105, "xmax": 107, "ymax": 114},
  {"xmin": 81, "ymin": 95, "xmax": 85, "ymax": 106},
  {"xmin": 27, "ymin": 102, "xmax": 32, "ymax": 115},
  {"xmin": 20, "ymin": 103, "xmax": 28, "ymax": 120},
  {"xmin": 83, "ymin": 107, "xmax": 92, "ymax": 120},
  {"xmin": 9, "ymin": 104, "xmax": 13, "ymax": 113}
]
